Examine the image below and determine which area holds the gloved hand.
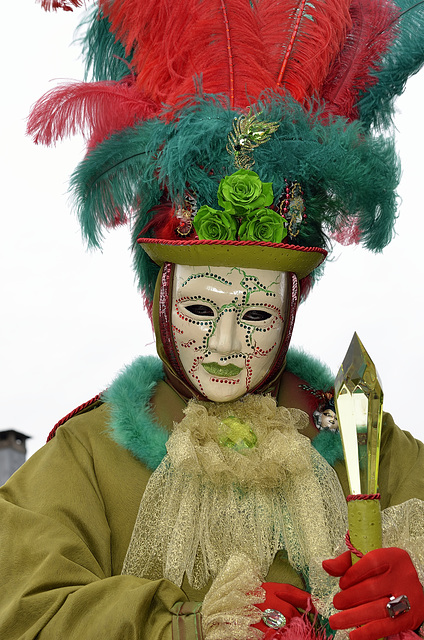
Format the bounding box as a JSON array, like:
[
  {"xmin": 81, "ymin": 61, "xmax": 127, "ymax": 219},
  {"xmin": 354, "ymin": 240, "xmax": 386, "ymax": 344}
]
[
  {"xmin": 322, "ymin": 547, "xmax": 424, "ymax": 640},
  {"xmin": 252, "ymin": 582, "xmax": 315, "ymax": 633}
]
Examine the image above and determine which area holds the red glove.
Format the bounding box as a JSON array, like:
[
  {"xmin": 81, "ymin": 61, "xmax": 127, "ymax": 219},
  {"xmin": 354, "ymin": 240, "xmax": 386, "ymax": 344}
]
[
  {"xmin": 252, "ymin": 583, "xmax": 315, "ymax": 633},
  {"xmin": 322, "ymin": 548, "xmax": 424, "ymax": 640}
]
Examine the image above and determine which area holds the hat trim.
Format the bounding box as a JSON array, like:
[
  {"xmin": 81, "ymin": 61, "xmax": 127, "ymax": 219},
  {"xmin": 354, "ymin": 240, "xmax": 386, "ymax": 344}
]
[{"xmin": 138, "ymin": 237, "xmax": 327, "ymax": 279}]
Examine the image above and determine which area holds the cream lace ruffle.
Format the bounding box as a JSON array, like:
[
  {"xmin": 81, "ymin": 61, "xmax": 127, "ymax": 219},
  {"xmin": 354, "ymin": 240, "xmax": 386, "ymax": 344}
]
[
  {"xmin": 382, "ymin": 498, "xmax": 424, "ymax": 585},
  {"xmin": 122, "ymin": 394, "xmax": 347, "ymax": 601},
  {"xmin": 201, "ymin": 553, "xmax": 265, "ymax": 640}
]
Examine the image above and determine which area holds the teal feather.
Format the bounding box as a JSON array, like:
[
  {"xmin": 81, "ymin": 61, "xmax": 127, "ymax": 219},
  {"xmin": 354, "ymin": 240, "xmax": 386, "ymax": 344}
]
[
  {"xmin": 103, "ymin": 355, "xmax": 168, "ymax": 470},
  {"xmin": 254, "ymin": 97, "xmax": 399, "ymax": 252},
  {"xmin": 78, "ymin": 6, "xmax": 133, "ymax": 82},
  {"xmin": 285, "ymin": 347, "xmax": 335, "ymax": 392},
  {"xmin": 312, "ymin": 429, "xmax": 345, "ymax": 467},
  {"xmin": 359, "ymin": 0, "xmax": 424, "ymax": 129},
  {"xmin": 70, "ymin": 94, "xmax": 399, "ymax": 300},
  {"xmin": 70, "ymin": 123, "xmax": 162, "ymax": 248}
]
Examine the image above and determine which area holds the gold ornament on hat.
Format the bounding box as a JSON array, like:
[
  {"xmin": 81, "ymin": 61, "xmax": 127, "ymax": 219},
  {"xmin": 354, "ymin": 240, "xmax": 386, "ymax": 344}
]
[{"xmin": 227, "ymin": 109, "xmax": 280, "ymax": 169}]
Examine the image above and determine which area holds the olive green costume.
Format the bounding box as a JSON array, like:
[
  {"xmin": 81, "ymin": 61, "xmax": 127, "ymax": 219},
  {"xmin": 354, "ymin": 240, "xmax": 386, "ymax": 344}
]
[{"xmin": 1, "ymin": 356, "xmax": 423, "ymax": 639}]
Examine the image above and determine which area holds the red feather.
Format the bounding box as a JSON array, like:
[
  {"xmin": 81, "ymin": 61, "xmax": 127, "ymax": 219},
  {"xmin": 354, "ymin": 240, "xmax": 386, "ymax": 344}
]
[
  {"xmin": 258, "ymin": 0, "xmax": 353, "ymax": 101},
  {"xmin": 100, "ymin": 0, "xmax": 355, "ymax": 108},
  {"xmin": 331, "ymin": 218, "xmax": 362, "ymax": 245},
  {"xmin": 321, "ymin": 0, "xmax": 400, "ymax": 120},
  {"xmin": 167, "ymin": 0, "xmax": 279, "ymax": 107},
  {"xmin": 100, "ymin": 0, "xmax": 278, "ymax": 108},
  {"xmin": 27, "ymin": 77, "xmax": 160, "ymax": 147},
  {"xmin": 33, "ymin": 0, "xmax": 398, "ymax": 148},
  {"xmin": 140, "ymin": 204, "xmax": 178, "ymax": 240},
  {"xmin": 36, "ymin": 0, "xmax": 83, "ymax": 11}
]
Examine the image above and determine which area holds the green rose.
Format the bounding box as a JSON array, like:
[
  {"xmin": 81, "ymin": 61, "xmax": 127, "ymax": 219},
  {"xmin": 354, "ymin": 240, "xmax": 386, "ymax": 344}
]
[
  {"xmin": 238, "ymin": 208, "xmax": 287, "ymax": 243},
  {"xmin": 217, "ymin": 169, "xmax": 273, "ymax": 214},
  {"xmin": 193, "ymin": 206, "xmax": 238, "ymax": 240}
]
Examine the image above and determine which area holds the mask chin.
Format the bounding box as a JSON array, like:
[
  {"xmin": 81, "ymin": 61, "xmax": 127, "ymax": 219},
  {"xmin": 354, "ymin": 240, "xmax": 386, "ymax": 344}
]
[{"xmin": 153, "ymin": 263, "xmax": 299, "ymax": 402}]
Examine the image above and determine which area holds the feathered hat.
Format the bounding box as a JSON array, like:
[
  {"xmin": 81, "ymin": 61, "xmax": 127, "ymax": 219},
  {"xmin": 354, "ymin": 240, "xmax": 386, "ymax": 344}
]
[{"xmin": 30, "ymin": 0, "xmax": 424, "ymax": 313}]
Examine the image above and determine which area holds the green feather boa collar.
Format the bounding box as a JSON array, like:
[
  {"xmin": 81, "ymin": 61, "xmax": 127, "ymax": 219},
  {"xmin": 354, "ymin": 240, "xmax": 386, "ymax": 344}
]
[{"xmin": 104, "ymin": 349, "xmax": 343, "ymax": 470}]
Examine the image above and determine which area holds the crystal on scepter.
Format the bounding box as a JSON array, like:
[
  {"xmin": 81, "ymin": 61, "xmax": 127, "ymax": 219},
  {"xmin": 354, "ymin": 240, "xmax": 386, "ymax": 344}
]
[
  {"xmin": 334, "ymin": 333, "xmax": 384, "ymax": 560},
  {"xmin": 334, "ymin": 333, "xmax": 384, "ymax": 495}
]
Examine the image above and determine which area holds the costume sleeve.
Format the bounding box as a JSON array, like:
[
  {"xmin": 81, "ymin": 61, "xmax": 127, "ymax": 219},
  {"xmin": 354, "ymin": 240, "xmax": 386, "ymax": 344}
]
[
  {"xmin": 379, "ymin": 412, "xmax": 424, "ymax": 509},
  {"xmin": 377, "ymin": 413, "xmax": 424, "ymax": 589},
  {"xmin": 0, "ymin": 423, "xmax": 203, "ymax": 640}
]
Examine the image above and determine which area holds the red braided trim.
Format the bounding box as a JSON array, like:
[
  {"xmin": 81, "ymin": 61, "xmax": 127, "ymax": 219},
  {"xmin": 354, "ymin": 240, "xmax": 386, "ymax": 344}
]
[
  {"xmin": 345, "ymin": 530, "xmax": 364, "ymax": 559},
  {"xmin": 138, "ymin": 237, "xmax": 328, "ymax": 255},
  {"xmin": 346, "ymin": 493, "xmax": 381, "ymax": 501},
  {"xmin": 47, "ymin": 393, "xmax": 103, "ymax": 442}
]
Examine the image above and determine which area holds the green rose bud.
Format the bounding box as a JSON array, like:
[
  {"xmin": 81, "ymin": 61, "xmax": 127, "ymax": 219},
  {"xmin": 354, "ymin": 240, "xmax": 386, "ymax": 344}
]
[
  {"xmin": 193, "ymin": 206, "xmax": 238, "ymax": 241},
  {"xmin": 238, "ymin": 208, "xmax": 287, "ymax": 243},
  {"xmin": 217, "ymin": 169, "xmax": 273, "ymax": 214}
]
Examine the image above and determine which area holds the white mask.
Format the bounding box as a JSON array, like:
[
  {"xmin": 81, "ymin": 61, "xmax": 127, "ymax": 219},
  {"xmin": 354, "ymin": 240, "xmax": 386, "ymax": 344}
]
[{"xmin": 171, "ymin": 264, "xmax": 290, "ymax": 402}]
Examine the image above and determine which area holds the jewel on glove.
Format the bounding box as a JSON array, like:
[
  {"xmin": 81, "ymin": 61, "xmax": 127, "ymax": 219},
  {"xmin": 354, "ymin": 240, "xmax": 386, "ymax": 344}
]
[
  {"xmin": 252, "ymin": 583, "xmax": 315, "ymax": 633},
  {"xmin": 262, "ymin": 609, "xmax": 287, "ymax": 629}
]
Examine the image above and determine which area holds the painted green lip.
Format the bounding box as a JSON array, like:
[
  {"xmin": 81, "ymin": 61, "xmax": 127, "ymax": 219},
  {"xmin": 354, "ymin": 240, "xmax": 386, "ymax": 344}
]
[{"xmin": 202, "ymin": 362, "xmax": 243, "ymax": 377}]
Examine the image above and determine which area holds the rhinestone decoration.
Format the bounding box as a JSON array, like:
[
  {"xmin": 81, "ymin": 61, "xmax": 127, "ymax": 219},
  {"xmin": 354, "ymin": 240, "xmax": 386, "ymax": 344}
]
[
  {"xmin": 278, "ymin": 180, "xmax": 306, "ymax": 240},
  {"xmin": 262, "ymin": 608, "xmax": 287, "ymax": 629},
  {"xmin": 386, "ymin": 595, "xmax": 411, "ymax": 618}
]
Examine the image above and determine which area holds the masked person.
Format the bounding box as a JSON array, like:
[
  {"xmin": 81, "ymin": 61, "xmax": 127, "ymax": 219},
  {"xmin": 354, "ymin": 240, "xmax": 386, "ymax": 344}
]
[{"xmin": 1, "ymin": 1, "xmax": 424, "ymax": 639}]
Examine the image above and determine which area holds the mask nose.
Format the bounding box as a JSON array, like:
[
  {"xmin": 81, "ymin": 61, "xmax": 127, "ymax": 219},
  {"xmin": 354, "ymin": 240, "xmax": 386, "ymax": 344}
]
[{"xmin": 208, "ymin": 310, "xmax": 243, "ymax": 356}]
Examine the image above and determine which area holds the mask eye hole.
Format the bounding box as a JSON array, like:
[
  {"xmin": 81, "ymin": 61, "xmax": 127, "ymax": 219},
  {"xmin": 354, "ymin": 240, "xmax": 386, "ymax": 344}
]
[
  {"xmin": 242, "ymin": 309, "xmax": 272, "ymax": 322},
  {"xmin": 185, "ymin": 304, "xmax": 215, "ymax": 317}
]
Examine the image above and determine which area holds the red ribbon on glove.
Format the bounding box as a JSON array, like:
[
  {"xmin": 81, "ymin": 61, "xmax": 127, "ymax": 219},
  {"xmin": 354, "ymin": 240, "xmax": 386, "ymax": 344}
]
[
  {"xmin": 322, "ymin": 547, "xmax": 424, "ymax": 640},
  {"xmin": 252, "ymin": 583, "xmax": 315, "ymax": 633}
]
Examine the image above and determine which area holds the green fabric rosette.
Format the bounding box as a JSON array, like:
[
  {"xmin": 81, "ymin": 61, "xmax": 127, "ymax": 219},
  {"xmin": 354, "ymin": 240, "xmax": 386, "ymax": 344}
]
[
  {"xmin": 217, "ymin": 169, "xmax": 273, "ymax": 214},
  {"xmin": 193, "ymin": 170, "xmax": 287, "ymax": 243},
  {"xmin": 193, "ymin": 206, "xmax": 238, "ymax": 240},
  {"xmin": 238, "ymin": 208, "xmax": 287, "ymax": 243}
]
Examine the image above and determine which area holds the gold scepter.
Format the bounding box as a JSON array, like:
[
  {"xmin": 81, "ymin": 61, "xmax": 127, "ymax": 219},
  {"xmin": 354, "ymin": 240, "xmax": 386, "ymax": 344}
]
[{"xmin": 334, "ymin": 333, "xmax": 384, "ymax": 563}]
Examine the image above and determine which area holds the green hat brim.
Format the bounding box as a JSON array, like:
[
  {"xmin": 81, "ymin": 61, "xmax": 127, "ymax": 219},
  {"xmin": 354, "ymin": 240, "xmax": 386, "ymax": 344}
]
[{"xmin": 138, "ymin": 238, "xmax": 326, "ymax": 279}]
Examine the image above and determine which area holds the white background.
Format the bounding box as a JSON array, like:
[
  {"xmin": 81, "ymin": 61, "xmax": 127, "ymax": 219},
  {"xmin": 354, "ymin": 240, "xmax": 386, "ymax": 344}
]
[{"xmin": 2, "ymin": 3, "xmax": 424, "ymax": 457}]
